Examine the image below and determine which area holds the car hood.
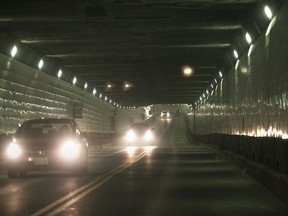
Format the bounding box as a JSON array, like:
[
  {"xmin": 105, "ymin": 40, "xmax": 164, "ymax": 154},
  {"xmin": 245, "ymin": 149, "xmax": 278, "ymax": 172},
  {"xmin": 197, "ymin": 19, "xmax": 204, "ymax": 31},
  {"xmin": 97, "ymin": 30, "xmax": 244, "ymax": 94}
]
[{"xmin": 14, "ymin": 136, "xmax": 75, "ymax": 151}]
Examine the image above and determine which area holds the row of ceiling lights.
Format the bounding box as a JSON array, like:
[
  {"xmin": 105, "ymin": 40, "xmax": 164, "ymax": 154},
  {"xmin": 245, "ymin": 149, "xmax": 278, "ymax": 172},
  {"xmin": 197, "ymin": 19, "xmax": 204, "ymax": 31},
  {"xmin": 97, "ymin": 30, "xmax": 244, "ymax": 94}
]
[
  {"xmin": 9, "ymin": 45, "xmax": 139, "ymax": 109},
  {"xmin": 194, "ymin": 4, "xmax": 274, "ymax": 108},
  {"xmin": 7, "ymin": 4, "xmax": 275, "ymax": 110}
]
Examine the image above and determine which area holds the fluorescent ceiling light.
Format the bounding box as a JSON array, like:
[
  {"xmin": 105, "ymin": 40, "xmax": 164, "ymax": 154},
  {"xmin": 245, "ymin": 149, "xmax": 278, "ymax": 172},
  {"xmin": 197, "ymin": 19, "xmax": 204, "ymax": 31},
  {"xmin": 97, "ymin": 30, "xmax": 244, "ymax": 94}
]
[
  {"xmin": 11, "ymin": 45, "xmax": 17, "ymax": 57},
  {"xmin": 264, "ymin": 5, "xmax": 273, "ymax": 20},
  {"xmin": 72, "ymin": 76, "xmax": 77, "ymax": 84},
  {"xmin": 93, "ymin": 88, "xmax": 97, "ymax": 95},
  {"xmin": 245, "ymin": 32, "xmax": 252, "ymax": 44},
  {"xmin": 233, "ymin": 50, "xmax": 239, "ymax": 59},
  {"xmin": 38, "ymin": 59, "xmax": 44, "ymax": 70},
  {"xmin": 57, "ymin": 69, "xmax": 62, "ymax": 78}
]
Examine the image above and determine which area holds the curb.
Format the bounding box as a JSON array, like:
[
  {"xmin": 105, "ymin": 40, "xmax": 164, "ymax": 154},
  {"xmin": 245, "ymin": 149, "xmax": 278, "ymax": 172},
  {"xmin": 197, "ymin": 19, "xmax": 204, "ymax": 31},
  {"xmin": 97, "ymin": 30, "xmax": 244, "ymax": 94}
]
[{"xmin": 189, "ymin": 137, "xmax": 288, "ymax": 204}]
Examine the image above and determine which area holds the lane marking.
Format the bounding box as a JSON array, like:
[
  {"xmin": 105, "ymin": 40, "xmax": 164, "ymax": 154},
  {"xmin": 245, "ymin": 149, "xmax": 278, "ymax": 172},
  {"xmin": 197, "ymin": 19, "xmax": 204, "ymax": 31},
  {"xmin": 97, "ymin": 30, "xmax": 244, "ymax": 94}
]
[
  {"xmin": 107, "ymin": 148, "xmax": 126, "ymax": 156},
  {"xmin": 31, "ymin": 152, "xmax": 146, "ymax": 216},
  {"xmin": 88, "ymin": 148, "xmax": 126, "ymax": 157}
]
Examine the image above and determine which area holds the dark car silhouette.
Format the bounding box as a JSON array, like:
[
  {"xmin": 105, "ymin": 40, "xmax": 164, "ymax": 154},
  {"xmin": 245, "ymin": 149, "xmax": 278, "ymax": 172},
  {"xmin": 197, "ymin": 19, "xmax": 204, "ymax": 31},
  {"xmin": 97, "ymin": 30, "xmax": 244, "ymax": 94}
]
[{"xmin": 6, "ymin": 118, "xmax": 88, "ymax": 178}]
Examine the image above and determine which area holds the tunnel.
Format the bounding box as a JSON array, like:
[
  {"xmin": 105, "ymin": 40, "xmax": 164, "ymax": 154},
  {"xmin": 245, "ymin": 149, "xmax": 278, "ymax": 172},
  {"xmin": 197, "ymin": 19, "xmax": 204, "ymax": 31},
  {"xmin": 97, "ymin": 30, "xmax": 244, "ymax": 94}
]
[{"xmin": 0, "ymin": 0, "xmax": 288, "ymax": 215}]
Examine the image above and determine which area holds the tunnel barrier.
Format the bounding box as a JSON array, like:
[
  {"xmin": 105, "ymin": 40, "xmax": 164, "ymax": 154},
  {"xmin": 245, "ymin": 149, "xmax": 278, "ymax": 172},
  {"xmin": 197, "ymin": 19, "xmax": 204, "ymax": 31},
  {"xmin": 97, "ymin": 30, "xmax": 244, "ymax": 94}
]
[
  {"xmin": 191, "ymin": 133, "xmax": 288, "ymax": 203},
  {"xmin": 192, "ymin": 134, "xmax": 288, "ymax": 174},
  {"xmin": 190, "ymin": 0, "xmax": 288, "ymax": 138}
]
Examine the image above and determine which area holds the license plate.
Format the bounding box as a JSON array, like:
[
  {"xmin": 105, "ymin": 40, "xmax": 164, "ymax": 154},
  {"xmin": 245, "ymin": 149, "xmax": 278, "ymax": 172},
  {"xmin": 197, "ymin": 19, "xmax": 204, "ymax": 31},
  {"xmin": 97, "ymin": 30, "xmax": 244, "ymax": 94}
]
[{"xmin": 34, "ymin": 157, "xmax": 48, "ymax": 165}]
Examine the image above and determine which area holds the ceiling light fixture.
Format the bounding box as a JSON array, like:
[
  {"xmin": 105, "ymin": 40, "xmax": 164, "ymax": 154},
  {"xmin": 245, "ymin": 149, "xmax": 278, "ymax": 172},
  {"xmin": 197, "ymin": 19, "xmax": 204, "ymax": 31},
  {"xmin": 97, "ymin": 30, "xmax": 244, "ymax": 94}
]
[
  {"xmin": 264, "ymin": 5, "xmax": 273, "ymax": 20},
  {"xmin": 219, "ymin": 71, "xmax": 223, "ymax": 78},
  {"xmin": 93, "ymin": 88, "xmax": 97, "ymax": 95},
  {"xmin": 57, "ymin": 69, "xmax": 62, "ymax": 78},
  {"xmin": 182, "ymin": 65, "xmax": 194, "ymax": 77},
  {"xmin": 245, "ymin": 32, "xmax": 252, "ymax": 44},
  {"xmin": 72, "ymin": 76, "xmax": 77, "ymax": 84},
  {"xmin": 11, "ymin": 45, "xmax": 18, "ymax": 57},
  {"xmin": 233, "ymin": 50, "xmax": 239, "ymax": 59},
  {"xmin": 38, "ymin": 59, "xmax": 44, "ymax": 70}
]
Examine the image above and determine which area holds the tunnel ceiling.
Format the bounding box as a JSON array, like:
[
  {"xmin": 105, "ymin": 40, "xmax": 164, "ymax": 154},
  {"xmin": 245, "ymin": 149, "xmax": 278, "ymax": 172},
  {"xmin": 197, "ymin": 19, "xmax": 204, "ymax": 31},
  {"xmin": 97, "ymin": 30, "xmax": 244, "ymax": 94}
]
[{"xmin": 0, "ymin": 0, "xmax": 284, "ymax": 106}]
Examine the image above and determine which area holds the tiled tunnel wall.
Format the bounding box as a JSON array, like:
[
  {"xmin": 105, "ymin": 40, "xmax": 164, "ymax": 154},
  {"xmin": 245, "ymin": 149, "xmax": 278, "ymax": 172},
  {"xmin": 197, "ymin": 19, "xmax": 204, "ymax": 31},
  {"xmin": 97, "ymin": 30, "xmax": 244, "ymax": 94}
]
[
  {"xmin": 189, "ymin": 0, "xmax": 288, "ymax": 138},
  {"xmin": 0, "ymin": 53, "xmax": 144, "ymax": 134}
]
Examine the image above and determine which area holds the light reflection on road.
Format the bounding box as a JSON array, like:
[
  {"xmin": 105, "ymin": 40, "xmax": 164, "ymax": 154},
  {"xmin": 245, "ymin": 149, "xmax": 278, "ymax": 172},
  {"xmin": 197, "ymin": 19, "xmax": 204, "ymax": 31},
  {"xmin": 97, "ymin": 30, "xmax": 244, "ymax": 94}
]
[{"xmin": 125, "ymin": 146, "xmax": 157, "ymax": 158}]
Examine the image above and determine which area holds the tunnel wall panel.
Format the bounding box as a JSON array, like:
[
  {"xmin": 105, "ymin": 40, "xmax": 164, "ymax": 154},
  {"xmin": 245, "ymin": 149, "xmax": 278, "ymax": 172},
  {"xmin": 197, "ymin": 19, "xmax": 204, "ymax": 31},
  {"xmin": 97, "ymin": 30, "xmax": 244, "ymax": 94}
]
[
  {"xmin": 0, "ymin": 53, "xmax": 142, "ymax": 133},
  {"xmin": 190, "ymin": 0, "xmax": 288, "ymax": 138}
]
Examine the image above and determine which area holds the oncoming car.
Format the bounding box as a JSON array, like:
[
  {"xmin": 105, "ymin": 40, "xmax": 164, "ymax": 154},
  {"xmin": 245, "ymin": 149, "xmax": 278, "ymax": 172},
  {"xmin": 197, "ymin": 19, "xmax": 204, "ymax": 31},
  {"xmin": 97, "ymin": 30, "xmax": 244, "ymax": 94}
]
[
  {"xmin": 124, "ymin": 122, "xmax": 155, "ymax": 147},
  {"xmin": 6, "ymin": 118, "xmax": 88, "ymax": 178},
  {"xmin": 160, "ymin": 111, "xmax": 171, "ymax": 121}
]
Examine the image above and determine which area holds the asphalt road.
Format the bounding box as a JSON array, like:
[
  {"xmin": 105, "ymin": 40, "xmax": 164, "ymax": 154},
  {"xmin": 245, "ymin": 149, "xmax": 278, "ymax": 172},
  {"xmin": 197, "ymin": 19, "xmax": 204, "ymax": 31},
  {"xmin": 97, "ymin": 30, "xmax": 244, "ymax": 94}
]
[{"xmin": 0, "ymin": 116, "xmax": 288, "ymax": 216}]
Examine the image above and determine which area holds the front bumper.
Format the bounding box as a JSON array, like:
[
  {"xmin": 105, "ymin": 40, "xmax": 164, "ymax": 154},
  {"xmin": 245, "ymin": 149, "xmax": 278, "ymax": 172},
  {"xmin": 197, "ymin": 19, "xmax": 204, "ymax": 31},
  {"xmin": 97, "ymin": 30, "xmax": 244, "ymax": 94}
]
[{"xmin": 6, "ymin": 151, "xmax": 82, "ymax": 171}]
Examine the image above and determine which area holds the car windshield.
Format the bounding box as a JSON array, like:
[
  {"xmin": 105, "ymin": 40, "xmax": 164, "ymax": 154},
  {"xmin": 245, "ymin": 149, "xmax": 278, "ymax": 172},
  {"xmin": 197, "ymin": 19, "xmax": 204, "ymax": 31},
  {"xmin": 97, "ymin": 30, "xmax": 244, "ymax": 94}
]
[
  {"xmin": 131, "ymin": 123, "xmax": 149, "ymax": 131},
  {"xmin": 16, "ymin": 122, "xmax": 73, "ymax": 138}
]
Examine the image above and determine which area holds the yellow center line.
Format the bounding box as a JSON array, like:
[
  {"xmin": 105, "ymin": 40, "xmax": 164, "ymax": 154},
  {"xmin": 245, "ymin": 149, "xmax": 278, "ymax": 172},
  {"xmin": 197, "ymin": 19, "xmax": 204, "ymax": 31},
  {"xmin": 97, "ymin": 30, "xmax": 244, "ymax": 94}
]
[
  {"xmin": 31, "ymin": 152, "xmax": 146, "ymax": 216},
  {"xmin": 107, "ymin": 148, "xmax": 127, "ymax": 156}
]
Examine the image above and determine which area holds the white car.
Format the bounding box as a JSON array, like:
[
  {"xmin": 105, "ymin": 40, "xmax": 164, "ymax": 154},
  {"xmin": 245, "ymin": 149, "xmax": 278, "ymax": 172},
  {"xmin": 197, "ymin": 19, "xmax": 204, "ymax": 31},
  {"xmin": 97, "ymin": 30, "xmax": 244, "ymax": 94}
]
[
  {"xmin": 160, "ymin": 111, "xmax": 171, "ymax": 120},
  {"xmin": 124, "ymin": 123, "xmax": 155, "ymax": 146}
]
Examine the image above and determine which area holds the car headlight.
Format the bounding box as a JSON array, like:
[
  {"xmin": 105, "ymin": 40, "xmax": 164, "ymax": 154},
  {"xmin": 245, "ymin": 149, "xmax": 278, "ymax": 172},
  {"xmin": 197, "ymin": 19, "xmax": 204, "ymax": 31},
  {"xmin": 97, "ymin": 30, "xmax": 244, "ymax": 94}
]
[
  {"xmin": 126, "ymin": 130, "xmax": 136, "ymax": 141},
  {"xmin": 144, "ymin": 130, "xmax": 153, "ymax": 141},
  {"xmin": 7, "ymin": 143, "xmax": 22, "ymax": 159},
  {"xmin": 60, "ymin": 140, "xmax": 80, "ymax": 160}
]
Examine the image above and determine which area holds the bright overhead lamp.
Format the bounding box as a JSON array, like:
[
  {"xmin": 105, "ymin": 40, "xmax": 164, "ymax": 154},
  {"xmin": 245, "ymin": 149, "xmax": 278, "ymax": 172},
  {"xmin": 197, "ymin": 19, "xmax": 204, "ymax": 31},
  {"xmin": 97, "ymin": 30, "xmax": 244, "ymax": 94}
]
[
  {"xmin": 38, "ymin": 59, "xmax": 44, "ymax": 70},
  {"xmin": 264, "ymin": 5, "xmax": 273, "ymax": 20},
  {"xmin": 233, "ymin": 50, "xmax": 239, "ymax": 59},
  {"xmin": 219, "ymin": 71, "xmax": 223, "ymax": 78},
  {"xmin": 104, "ymin": 96, "xmax": 108, "ymax": 101},
  {"xmin": 106, "ymin": 82, "xmax": 115, "ymax": 91},
  {"xmin": 11, "ymin": 45, "xmax": 18, "ymax": 57},
  {"xmin": 84, "ymin": 82, "xmax": 88, "ymax": 89},
  {"xmin": 182, "ymin": 65, "xmax": 194, "ymax": 77},
  {"xmin": 123, "ymin": 81, "xmax": 133, "ymax": 91},
  {"xmin": 57, "ymin": 69, "xmax": 62, "ymax": 78},
  {"xmin": 99, "ymin": 93, "xmax": 102, "ymax": 98},
  {"xmin": 245, "ymin": 32, "xmax": 252, "ymax": 44},
  {"xmin": 93, "ymin": 88, "xmax": 97, "ymax": 95},
  {"xmin": 72, "ymin": 76, "xmax": 77, "ymax": 84}
]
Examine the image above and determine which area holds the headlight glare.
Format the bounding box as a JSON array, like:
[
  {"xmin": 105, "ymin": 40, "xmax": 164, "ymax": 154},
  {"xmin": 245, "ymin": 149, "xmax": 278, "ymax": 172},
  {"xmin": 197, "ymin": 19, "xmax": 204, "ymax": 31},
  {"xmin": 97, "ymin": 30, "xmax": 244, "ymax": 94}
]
[
  {"xmin": 144, "ymin": 130, "xmax": 153, "ymax": 141},
  {"xmin": 60, "ymin": 140, "xmax": 80, "ymax": 159},
  {"xmin": 7, "ymin": 143, "xmax": 22, "ymax": 159},
  {"xmin": 126, "ymin": 130, "xmax": 136, "ymax": 141}
]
